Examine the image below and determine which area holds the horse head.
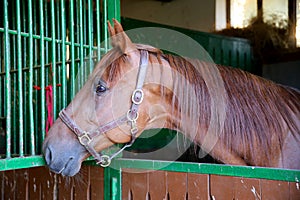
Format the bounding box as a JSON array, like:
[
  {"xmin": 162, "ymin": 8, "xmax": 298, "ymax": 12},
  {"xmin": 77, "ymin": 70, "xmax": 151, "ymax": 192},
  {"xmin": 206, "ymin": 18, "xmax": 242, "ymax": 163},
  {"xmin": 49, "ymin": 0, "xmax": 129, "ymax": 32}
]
[{"xmin": 43, "ymin": 20, "xmax": 175, "ymax": 176}]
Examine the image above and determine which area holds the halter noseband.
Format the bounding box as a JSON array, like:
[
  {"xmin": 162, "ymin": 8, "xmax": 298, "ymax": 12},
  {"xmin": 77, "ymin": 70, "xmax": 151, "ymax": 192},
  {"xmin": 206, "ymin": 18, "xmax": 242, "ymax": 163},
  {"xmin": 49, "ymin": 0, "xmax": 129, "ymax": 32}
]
[{"xmin": 59, "ymin": 50, "xmax": 149, "ymax": 167}]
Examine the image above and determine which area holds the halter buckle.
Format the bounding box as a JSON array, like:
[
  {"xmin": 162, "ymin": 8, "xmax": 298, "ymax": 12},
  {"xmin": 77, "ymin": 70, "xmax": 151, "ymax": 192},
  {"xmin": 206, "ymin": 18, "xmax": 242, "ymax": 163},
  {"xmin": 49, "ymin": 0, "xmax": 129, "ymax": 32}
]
[
  {"xmin": 78, "ymin": 132, "xmax": 92, "ymax": 146},
  {"xmin": 132, "ymin": 89, "xmax": 144, "ymax": 105}
]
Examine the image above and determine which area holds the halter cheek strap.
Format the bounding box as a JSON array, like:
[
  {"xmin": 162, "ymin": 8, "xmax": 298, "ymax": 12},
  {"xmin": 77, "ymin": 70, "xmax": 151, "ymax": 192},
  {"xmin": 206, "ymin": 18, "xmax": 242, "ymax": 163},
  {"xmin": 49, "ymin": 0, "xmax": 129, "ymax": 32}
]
[{"xmin": 59, "ymin": 50, "xmax": 149, "ymax": 167}]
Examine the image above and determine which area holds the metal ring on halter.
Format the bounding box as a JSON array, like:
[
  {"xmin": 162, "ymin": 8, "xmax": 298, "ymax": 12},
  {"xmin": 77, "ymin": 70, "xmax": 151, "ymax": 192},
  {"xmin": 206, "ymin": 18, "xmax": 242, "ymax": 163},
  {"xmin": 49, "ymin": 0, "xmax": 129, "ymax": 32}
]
[
  {"xmin": 126, "ymin": 110, "xmax": 139, "ymax": 122},
  {"xmin": 131, "ymin": 89, "xmax": 144, "ymax": 105},
  {"xmin": 99, "ymin": 155, "xmax": 111, "ymax": 167}
]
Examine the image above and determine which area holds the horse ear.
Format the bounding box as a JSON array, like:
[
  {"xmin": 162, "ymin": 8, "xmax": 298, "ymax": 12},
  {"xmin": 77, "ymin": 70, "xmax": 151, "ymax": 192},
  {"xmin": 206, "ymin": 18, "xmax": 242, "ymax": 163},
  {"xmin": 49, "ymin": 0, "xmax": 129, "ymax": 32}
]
[
  {"xmin": 107, "ymin": 20, "xmax": 115, "ymax": 37},
  {"xmin": 108, "ymin": 19, "xmax": 135, "ymax": 54}
]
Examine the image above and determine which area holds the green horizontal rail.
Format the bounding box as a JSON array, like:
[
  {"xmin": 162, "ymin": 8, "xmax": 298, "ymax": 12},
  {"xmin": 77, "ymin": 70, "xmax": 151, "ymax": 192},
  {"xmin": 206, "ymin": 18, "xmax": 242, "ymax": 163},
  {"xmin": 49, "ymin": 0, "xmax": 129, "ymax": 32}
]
[
  {"xmin": 0, "ymin": 156, "xmax": 45, "ymax": 171},
  {"xmin": 0, "ymin": 28, "xmax": 104, "ymax": 51},
  {"xmin": 86, "ymin": 158, "xmax": 300, "ymax": 183},
  {"xmin": 0, "ymin": 57, "xmax": 99, "ymax": 76}
]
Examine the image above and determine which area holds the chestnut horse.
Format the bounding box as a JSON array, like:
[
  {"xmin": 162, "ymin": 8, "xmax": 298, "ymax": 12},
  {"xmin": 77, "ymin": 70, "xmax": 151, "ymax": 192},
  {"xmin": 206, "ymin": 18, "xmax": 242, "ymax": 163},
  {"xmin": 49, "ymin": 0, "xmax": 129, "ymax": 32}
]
[{"xmin": 43, "ymin": 20, "xmax": 300, "ymax": 176}]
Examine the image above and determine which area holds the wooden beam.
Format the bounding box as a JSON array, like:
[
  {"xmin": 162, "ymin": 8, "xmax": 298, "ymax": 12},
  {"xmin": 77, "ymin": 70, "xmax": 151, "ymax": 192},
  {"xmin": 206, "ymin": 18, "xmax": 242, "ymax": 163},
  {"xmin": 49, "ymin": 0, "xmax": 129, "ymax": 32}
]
[{"xmin": 288, "ymin": 0, "xmax": 296, "ymax": 47}]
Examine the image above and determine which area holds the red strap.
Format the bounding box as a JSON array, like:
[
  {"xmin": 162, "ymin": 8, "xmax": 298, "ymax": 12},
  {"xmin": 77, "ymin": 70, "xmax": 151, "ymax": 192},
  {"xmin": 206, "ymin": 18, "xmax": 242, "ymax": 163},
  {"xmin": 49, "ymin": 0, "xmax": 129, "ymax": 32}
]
[
  {"xmin": 33, "ymin": 84, "xmax": 61, "ymax": 135},
  {"xmin": 45, "ymin": 85, "xmax": 53, "ymax": 135}
]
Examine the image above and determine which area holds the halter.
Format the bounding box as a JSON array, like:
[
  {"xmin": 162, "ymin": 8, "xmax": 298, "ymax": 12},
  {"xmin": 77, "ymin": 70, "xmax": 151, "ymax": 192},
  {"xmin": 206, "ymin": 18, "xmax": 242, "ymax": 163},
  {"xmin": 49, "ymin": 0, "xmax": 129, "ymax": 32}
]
[{"xmin": 59, "ymin": 50, "xmax": 149, "ymax": 167}]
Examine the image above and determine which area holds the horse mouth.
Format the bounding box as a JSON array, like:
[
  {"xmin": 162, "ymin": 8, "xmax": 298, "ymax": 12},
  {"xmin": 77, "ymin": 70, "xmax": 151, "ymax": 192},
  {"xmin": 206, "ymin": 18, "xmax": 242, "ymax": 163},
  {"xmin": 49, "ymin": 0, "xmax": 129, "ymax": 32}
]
[
  {"xmin": 44, "ymin": 145, "xmax": 83, "ymax": 176},
  {"xmin": 54, "ymin": 156, "xmax": 74, "ymax": 174}
]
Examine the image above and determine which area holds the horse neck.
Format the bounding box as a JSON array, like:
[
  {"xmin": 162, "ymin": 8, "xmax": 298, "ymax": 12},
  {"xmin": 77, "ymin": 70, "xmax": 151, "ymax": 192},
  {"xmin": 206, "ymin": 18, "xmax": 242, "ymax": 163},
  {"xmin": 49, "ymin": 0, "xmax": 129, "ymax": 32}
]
[{"xmin": 144, "ymin": 54, "xmax": 203, "ymax": 139}]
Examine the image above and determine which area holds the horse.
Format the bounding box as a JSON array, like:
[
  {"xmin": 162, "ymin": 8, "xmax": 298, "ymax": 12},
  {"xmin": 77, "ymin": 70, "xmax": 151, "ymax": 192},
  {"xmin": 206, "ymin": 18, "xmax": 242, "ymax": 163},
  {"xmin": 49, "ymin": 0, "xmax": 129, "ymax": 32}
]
[{"xmin": 43, "ymin": 19, "xmax": 300, "ymax": 176}]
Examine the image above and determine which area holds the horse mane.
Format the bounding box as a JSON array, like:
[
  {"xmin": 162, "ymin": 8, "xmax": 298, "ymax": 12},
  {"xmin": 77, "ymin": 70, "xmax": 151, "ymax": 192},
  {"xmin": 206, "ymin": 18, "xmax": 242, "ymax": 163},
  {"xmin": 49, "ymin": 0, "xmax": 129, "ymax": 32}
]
[
  {"xmin": 95, "ymin": 44, "xmax": 300, "ymax": 166},
  {"xmin": 162, "ymin": 53, "xmax": 300, "ymax": 165}
]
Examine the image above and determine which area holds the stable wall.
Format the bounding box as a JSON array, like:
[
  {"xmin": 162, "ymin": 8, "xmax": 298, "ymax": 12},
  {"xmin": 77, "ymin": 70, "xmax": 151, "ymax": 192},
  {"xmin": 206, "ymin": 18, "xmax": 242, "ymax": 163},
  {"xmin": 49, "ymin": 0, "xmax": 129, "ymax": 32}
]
[{"xmin": 121, "ymin": 0, "xmax": 216, "ymax": 32}]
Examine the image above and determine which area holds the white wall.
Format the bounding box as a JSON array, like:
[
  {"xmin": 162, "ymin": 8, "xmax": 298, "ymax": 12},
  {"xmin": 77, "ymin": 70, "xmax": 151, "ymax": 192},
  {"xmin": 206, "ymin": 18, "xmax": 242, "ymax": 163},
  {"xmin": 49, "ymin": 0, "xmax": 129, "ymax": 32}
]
[{"xmin": 121, "ymin": 0, "xmax": 216, "ymax": 32}]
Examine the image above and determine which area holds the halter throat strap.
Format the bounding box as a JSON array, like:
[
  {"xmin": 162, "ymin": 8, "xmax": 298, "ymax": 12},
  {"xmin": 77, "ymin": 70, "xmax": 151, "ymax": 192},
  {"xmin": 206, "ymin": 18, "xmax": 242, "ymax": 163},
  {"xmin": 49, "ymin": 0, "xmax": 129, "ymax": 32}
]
[{"xmin": 59, "ymin": 50, "xmax": 149, "ymax": 167}]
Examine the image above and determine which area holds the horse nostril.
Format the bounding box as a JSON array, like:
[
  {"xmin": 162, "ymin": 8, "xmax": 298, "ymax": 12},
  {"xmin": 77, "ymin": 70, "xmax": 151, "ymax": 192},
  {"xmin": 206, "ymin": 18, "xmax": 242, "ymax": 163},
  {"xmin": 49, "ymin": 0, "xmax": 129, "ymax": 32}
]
[{"xmin": 44, "ymin": 146, "xmax": 53, "ymax": 165}]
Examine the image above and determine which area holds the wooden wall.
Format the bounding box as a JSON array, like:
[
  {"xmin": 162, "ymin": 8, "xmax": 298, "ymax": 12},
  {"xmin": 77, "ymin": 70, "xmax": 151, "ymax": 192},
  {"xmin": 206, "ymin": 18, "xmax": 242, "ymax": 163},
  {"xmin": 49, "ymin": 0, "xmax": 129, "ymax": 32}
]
[
  {"xmin": 0, "ymin": 166, "xmax": 104, "ymax": 200},
  {"xmin": 1, "ymin": 166, "xmax": 299, "ymax": 199},
  {"xmin": 122, "ymin": 170, "xmax": 300, "ymax": 200}
]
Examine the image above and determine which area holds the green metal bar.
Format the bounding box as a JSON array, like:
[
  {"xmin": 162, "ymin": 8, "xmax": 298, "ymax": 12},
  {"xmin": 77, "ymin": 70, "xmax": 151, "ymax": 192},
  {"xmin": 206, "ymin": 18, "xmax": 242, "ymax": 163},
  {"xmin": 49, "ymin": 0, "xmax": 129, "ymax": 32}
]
[
  {"xmin": 104, "ymin": 0, "xmax": 108, "ymax": 51},
  {"xmin": 33, "ymin": 0, "xmax": 38, "ymax": 66},
  {"xmin": 88, "ymin": 0, "xmax": 93, "ymax": 72},
  {"xmin": 56, "ymin": 0, "xmax": 62, "ymax": 111},
  {"xmin": 51, "ymin": 0, "xmax": 57, "ymax": 119},
  {"xmin": 44, "ymin": 0, "xmax": 49, "ymax": 64},
  {"xmin": 79, "ymin": 0, "xmax": 84, "ymax": 87},
  {"xmin": 23, "ymin": 71, "xmax": 27, "ymax": 154},
  {"xmin": 60, "ymin": 0, "xmax": 67, "ymax": 108},
  {"xmin": 55, "ymin": 1, "xmax": 61, "ymax": 62},
  {"xmin": 96, "ymin": 0, "xmax": 101, "ymax": 60},
  {"xmin": 0, "ymin": 59, "xmax": 94, "ymax": 76},
  {"xmin": 0, "ymin": 58, "xmax": 98, "ymax": 76},
  {"xmin": 102, "ymin": 159, "xmax": 300, "ymax": 183},
  {"xmin": 0, "ymin": 34, "xmax": 2, "ymax": 118},
  {"xmin": 32, "ymin": 0, "xmax": 38, "ymax": 154},
  {"xmin": 0, "ymin": 28, "xmax": 104, "ymax": 50},
  {"xmin": 39, "ymin": 0, "xmax": 46, "ymax": 143},
  {"xmin": 4, "ymin": 0, "xmax": 11, "ymax": 158},
  {"xmin": 0, "ymin": 156, "xmax": 45, "ymax": 171},
  {"xmin": 16, "ymin": 0, "xmax": 24, "ymax": 157},
  {"xmin": 28, "ymin": 0, "xmax": 35, "ymax": 156},
  {"xmin": 69, "ymin": 0, "xmax": 75, "ymax": 99},
  {"xmin": 12, "ymin": 2, "xmax": 17, "ymax": 155},
  {"xmin": 83, "ymin": 0, "xmax": 87, "ymax": 57},
  {"xmin": 22, "ymin": 1, "xmax": 27, "ymax": 80},
  {"xmin": 107, "ymin": 0, "xmax": 120, "ymax": 23},
  {"xmin": 104, "ymin": 167, "xmax": 122, "ymax": 200},
  {"xmin": 21, "ymin": 0, "xmax": 27, "ymax": 155}
]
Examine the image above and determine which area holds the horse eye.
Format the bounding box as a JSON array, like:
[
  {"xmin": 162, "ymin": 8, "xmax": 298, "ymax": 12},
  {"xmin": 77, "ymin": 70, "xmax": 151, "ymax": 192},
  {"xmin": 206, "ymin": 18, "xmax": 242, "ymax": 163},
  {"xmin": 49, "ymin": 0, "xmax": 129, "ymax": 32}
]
[{"xmin": 96, "ymin": 84, "xmax": 107, "ymax": 95}]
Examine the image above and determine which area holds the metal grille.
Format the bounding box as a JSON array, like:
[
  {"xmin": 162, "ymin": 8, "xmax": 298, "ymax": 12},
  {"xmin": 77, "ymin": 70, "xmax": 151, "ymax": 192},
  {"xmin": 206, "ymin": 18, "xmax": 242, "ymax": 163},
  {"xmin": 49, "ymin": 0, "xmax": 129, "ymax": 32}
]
[{"xmin": 0, "ymin": 0, "xmax": 120, "ymax": 170}]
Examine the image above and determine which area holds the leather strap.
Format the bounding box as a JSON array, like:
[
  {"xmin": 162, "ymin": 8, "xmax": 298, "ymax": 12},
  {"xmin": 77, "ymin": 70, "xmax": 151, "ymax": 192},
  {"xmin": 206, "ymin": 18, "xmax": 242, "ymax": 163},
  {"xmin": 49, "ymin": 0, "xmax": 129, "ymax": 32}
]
[{"xmin": 58, "ymin": 50, "xmax": 149, "ymax": 167}]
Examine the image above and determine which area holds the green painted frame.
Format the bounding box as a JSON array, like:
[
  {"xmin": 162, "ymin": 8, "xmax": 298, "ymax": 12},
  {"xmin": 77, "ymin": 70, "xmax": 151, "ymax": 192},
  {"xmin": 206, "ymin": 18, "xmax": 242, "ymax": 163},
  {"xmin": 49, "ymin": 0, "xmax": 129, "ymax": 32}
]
[{"xmin": 85, "ymin": 158, "xmax": 300, "ymax": 200}]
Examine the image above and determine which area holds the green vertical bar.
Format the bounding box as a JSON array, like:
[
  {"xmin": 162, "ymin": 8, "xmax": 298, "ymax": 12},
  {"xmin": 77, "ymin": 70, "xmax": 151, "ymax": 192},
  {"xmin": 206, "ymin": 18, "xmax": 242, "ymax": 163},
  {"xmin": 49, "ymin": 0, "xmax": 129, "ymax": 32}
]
[
  {"xmin": 33, "ymin": 1, "xmax": 39, "ymax": 150},
  {"xmin": 69, "ymin": 0, "xmax": 75, "ymax": 99},
  {"xmin": 79, "ymin": 0, "xmax": 84, "ymax": 87},
  {"xmin": 51, "ymin": 0, "xmax": 57, "ymax": 119},
  {"xmin": 23, "ymin": 71, "xmax": 27, "ymax": 154},
  {"xmin": 12, "ymin": 2, "xmax": 17, "ymax": 155},
  {"xmin": 21, "ymin": 0, "xmax": 28, "ymax": 155},
  {"xmin": 104, "ymin": 0, "xmax": 108, "ymax": 51},
  {"xmin": 96, "ymin": 0, "xmax": 101, "ymax": 60},
  {"xmin": 44, "ymin": 0, "xmax": 49, "ymax": 64},
  {"xmin": 55, "ymin": 1, "xmax": 61, "ymax": 61},
  {"xmin": 104, "ymin": 167, "xmax": 122, "ymax": 200},
  {"xmin": 88, "ymin": 0, "xmax": 93, "ymax": 72},
  {"xmin": 61, "ymin": 0, "xmax": 67, "ymax": 107},
  {"xmin": 75, "ymin": 0, "xmax": 80, "ymax": 92},
  {"xmin": 83, "ymin": 0, "xmax": 87, "ymax": 57},
  {"xmin": 16, "ymin": 0, "xmax": 24, "ymax": 157},
  {"xmin": 55, "ymin": 1, "xmax": 62, "ymax": 110},
  {"xmin": 22, "ymin": 1, "xmax": 27, "ymax": 77},
  {"xmin": 4, "ymin": 0, "xmax": 11, "ymax": 158},
  {"xmin": 40, "ymin": 0, "xmax": 46, "ymax": 143},
  {"xmin": 28, "ymin": 0, "xmax": 35, "ymax": 155},
  {"xmin": 108, "ymin": 0, "xmax": 120, "ymax": 22}
]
